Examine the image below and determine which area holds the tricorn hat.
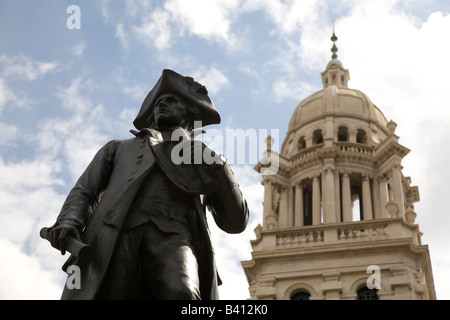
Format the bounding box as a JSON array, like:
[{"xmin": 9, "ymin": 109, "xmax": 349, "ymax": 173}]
[{"xmin": 133, "ymin": 69, "xmax": 221, "ymax": 130}]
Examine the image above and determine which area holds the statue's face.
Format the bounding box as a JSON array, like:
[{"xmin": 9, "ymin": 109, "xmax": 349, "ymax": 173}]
[{"xmin": 154, "ymin": 94, "xmax": 189, "ymax": 129}]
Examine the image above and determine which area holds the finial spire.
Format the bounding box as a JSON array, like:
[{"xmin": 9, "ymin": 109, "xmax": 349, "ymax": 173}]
[{"xmin": 331, "ymin": 25, "xmax": 338, "ymax": 59}]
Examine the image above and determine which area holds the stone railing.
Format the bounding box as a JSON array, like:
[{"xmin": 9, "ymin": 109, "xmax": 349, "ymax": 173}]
[
  {"xmin": 335, "ymin": 142, "xmax": 374, "ymax": 156},
  {"xmin": 337, "ymin": 223, "xmax": 388, "ymax": 241},
  {"xmin": 254, "ymin": 218, "xmax": 421, "ymax": 251},
  {"xmin": 291, "ymin": 144, "xmax": 323, "ymax": 162},
  {"xmin": 276, "ymin": 229, "xmax": 324, "ymax": 247}
]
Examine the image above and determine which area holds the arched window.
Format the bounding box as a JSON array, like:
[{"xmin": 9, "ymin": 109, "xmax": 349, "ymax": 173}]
[
  {"xmin": 357, "ymin": 286, "xmax": 378, "ymax": 300},
  {"xmin": 337, "ymin": 126, "xmax": 349, "ymax": 142},
  {"xmin": 298, "ymin": 136, "xmax": 306, "ymax": 150},
  {"xmin": 291, "ymin": 291, "xmax": 311, "ymax": 300},
  {"xmin": 312, "ymin": 129, "xmax": 323, "ymax": 145},
  {"xmin": 356, "ymin": 129, "xmax": 367, "ymax": 144}
]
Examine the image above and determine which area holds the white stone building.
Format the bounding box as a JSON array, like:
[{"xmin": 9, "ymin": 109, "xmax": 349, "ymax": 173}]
[{"xmin": 241, "ymin": 33, "xmax": 436, "ymax": 300}]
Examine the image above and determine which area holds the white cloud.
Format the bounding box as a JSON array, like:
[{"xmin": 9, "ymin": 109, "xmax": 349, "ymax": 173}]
[
  {"xmin": 0, "ymin": 54, "xmax": 58, "ymax": 81},
  {"xmin": 193, "ymin": 67, "xmax": 231, "ymax": 95},
  {"xmin": 0, "ymin": 239, "xmax": 63, "ymax": 299},
  {"xmin": 71, "ymin": 42, "xmax": 87, "ymax": 56},
  {"xmin": 272, "ymin": 77, "xmax": 316, "ymax": 103},
  {"xmin": 115, "ymin": 24, "xmax": 129, "ymax": 49},
  {"xmin": 130, "ymin": 0, "xmax": 242, "ymax": 51},
  {"xmin": 0, "ymin": 121, "xmax": 19, "ymax": 146},
  {"xmin": 0, "ymin": 78, "xmax": 26, "ymax": 113},
  {"xmin": 0, "ymin": 156, "xmax": 68, "ymax": 300},
  {"xmin": 133, "ymin": 8, "xmax": 172, "ymax": 51},
  {"xmin": 122, "ymin": 82, "xmax": 148, "ymax": 101},
  {"xmin": 242, "ymin": 0, "xmax": 325, "ymax": 34},
  {"xmin": 164, "ymin": 0, "xmax": 241, "ymax": 49}
]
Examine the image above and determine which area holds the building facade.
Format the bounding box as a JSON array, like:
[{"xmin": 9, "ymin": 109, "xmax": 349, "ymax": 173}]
[{"xmin": 241, "ymin": 34, "xmax": 436, "ymax": 300}]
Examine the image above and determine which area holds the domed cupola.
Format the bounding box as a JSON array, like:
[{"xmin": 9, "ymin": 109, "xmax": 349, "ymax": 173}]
[
  {"xmin": 246, "ymin": 30, "xmax": 435, "ymax": 302},
  {"xmin": 283, "ymin": 32, "xmax": 389, "ymax": 158}
]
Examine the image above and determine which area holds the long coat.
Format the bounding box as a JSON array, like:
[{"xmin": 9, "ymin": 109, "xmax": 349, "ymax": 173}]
[{"xmin": 54, "ymin": 128, "xmax": 249, "ymax": 300}]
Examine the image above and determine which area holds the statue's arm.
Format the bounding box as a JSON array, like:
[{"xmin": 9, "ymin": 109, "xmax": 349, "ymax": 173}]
[
  {"xmin": 204, "ymin": 161, "xmax": 249, "ymax": 234},
  {"xmin": 55, "ymin": 139, "xmax": 120, "ymax": 228}
]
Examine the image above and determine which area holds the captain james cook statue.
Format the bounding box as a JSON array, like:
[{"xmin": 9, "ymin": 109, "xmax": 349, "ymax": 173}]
[{"xmin": 41, "ymin": 69, "xmax": 249, "ymax": 300}]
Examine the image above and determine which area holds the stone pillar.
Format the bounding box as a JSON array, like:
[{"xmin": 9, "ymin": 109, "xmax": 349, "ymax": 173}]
[
  {"xmin": 362, "ymin": 175, "xmax": 373, "ymax": 220},
  {"xmin": 312, "ymin": 175, "xmax": 321, "ymax": 225},
  {"xmin": 341, "ymin": 172, "xmax": 352, "ymax": 222},
  {"xmin": 372, "ymin": 176, "xmax": 381, "ymax": 219},
  {"xmin": 348, "ymin": 129, "xmax": 357, "ymax": 143},
  {"xmin": 334, "ymin": 169, "xmax": 341, "ymax": 223},
  {"xmin": 288, "ymin": 187, "xmax": 294, "ymax": 227},
  {"xmin": 278, "ymin": 186, "xmax": 288, "ymax": 228},
  {"xmin": 322, "ymin": 272, "xmax": 342, "ymax": 300},
  {"xmin": 392, "ymin": 165, "xmax": 405, "ymax": 218},
  {"xmin": 323, "ymin": 164, "xmax": 336, "ymax": 224},
  {"xmin": 379, "ymin": 176, "xmax": 390, "ymax": 218},
  {"xmin": 262, "ymin": 179, "xmax": 274, "ymax": 230},
  {"xmin": 294, "ymin": 182, "xmax": 304, "ymax": 227}
]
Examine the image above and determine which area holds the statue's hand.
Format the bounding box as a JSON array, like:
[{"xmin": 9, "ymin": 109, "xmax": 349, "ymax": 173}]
[{"xmin": 48, "ymin": 221, "xmax": 82, "ymax": 255}]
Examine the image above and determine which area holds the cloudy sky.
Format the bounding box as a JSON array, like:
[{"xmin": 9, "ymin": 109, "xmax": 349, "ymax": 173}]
[{"xmin": 1, "ymin": 0, "xmax": 449, "ymax": 300}]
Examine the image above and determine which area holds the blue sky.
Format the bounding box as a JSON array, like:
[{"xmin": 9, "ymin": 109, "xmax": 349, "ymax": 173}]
[{"xmin": 1, "ymin": 0, "xmax": 450, "ymax": 299}]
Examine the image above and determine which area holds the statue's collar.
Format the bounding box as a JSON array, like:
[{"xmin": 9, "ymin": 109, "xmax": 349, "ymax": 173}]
[
  {"xmin": 130, "ymin": 128, "xmax": 163, "ymax": 140},
  {"xmin": 130, "ymin": 127, "xmax": 206, "ymax": 140}
]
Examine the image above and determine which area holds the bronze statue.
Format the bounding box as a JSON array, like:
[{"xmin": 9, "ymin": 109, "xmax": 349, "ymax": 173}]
[{"xmin": 41, "ymin": 69, "xmax": 249, "ymax": 300}]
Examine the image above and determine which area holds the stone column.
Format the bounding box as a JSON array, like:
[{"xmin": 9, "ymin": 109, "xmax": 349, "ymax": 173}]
[
  {"xmin": 372, "ymin": 176, "xmax": 381, "ymax": 219},
  {"xmin": 334, "ymin": 169, "xmax": 341, "ymax": 223},
  {"xmin": 294, "ymin": 182, "xmax": 304, "ymax": 227},
  {"xmin": 362, "ymin": 175, "xmax": 373, "ymax": 220},
  {"xmin": 392, "ymin": 165, "xmax": 405, "ymax": 218},
  {"xmin": 312, "ymin": 175, "xmax": 321, "ymax": 225},
  {"xmin": 288, "ymin": 187, "xmax": 294, "ymax": 228},
  {"xmin": 348, "ymin": 129, "xmax": 358, "ymax": 143},
  {"xmin": 379, "ymin": 176, "xmax": 390, "ymax": 218},
  {"xmin": 341, "ymin": 172, "xmax": 352, "ymax": 222},
  {"xmin": 323, "ymin": 164, "xmax": 336, "ymax": 224},
  {"xmin": 262, "ymin": 179, "xmax": 273, "ymax": 230},
  {"xmin": 278, "ymin": 186, "xmax": 288, "ymax": 228}
]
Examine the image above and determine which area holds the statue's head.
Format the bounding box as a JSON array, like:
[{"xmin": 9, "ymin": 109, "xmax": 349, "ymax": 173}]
[{"xmin": 133, "ymin": 69, "xmax": 221, "ymax": 131}]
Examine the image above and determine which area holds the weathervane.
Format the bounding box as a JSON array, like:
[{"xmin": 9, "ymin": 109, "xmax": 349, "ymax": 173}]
[{"xmin": 331, "ymin": 24, "xmax": 338, "ymax": 59}]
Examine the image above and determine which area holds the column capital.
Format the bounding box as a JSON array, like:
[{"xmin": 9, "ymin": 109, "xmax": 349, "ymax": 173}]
[
  {"xmin": 323, "ymin": 164, "xmax": 335, "ymax": 174},
  {"xmin": 392, "ymin": 164, "xmax": 403, "ymax": 171}
]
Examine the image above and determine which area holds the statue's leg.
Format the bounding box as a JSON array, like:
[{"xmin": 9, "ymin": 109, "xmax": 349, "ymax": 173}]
[
  {"xmin": 142, "ymin": 223, "xmax": 201, "ymax": 300},
  {"xmin": 96, "ymin": 226, "xmax": 144, "ymax": 299}
]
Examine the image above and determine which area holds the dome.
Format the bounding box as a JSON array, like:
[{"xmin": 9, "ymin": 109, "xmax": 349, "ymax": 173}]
[
  {"xmin": 281, "ymin": 58, "xmax": 390, "ymax": 157},
  {"xmin": 287, "ymin": 85, "xmax": 388, "ymax": 133}
]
